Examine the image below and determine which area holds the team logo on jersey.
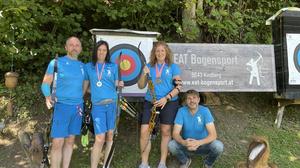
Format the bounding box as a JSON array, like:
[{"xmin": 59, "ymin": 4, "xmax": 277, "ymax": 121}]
[
  {"xmin": 107, "ymin": 69, "xmax": 111, "ymax": 77},
  {"xmin": 197, "ymin": 116, "xmax": 202, "ymax": 125},
  {"xmin": 80, "ymin": 65, "xmax": 84, "ymax": 75},
  {"xmin": 165, "ymin": 68, "xmax": 170, "ymax": 75}
]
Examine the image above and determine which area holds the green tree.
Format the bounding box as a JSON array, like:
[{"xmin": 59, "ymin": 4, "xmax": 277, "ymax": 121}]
[
  {"xmin": 177, "ymin": 0, "xmax": 298, "ymax": 43},
  {"xmin": 1, "ymin": 0, "xmax": 300, "ymax": 118}
]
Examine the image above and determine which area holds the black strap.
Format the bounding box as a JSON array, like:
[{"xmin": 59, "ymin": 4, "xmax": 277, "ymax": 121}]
[
  {"xmin": 51, "ymin": 56, "xmax": 58, "ymax": 99},
  {"xmin": 54, "ymin": 56, "xmax": 58, "ymax": 73}
]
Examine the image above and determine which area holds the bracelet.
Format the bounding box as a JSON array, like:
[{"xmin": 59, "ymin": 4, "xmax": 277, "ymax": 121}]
[
  {"xmin": 175, "ymin": 87, "xmax": 180, "ymax": 92},
  {"xmin": 165, "ymin": 94, "xmax": 172, "ymax": 101},
  {"xmin": 168, "ymin": 94, "xmax": 173, "ymax": 99}
]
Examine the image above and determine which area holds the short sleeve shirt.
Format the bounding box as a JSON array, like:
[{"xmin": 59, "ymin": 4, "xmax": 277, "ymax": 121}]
[
  {"xmin": 45, "ymin": 56, "xmax": 85, "ymax": 105},
  {"xmin": 174, "ymin": 105, "xmax": 214, "ymax": 140},
  {"xmin": 85, "ymin": 62, "xmax": 118, "ymax": 104},
  {"xmin": 145, "ymin": 63, "xmax": 181, "ymax": 101}
]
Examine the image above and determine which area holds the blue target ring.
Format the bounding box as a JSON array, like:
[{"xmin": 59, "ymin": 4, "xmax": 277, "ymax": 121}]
[
  {"xmin": 110, "ymin": 44, "xmax": 146, "ymax": 86},
  {"xmin": 293, "ymin": 43, "xmax": 300, "ymax": 73}
]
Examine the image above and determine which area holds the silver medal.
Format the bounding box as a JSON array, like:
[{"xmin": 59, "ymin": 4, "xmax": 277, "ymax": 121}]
[{"xmin": 96, "ymin": 81, "xmax": 102, "ymax": 87}]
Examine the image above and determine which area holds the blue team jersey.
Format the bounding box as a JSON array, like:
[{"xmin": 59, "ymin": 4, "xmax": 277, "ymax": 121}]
[
  {"xmin": 85, "ymin": 62, "xmax": 118, "ymax": 104},
  {"xmin": 145, "ymin": 63, "xmax": 181, "ymax": 102},
  {"xmin": 174, "ymin": 105, "xmax": 214, "ymax": 140},
  {"xmin": 45, "ymin": 56, "xmax": 85, "ymax": 105}
]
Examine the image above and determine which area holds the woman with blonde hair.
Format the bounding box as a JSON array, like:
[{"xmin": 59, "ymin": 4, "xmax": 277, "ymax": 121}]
[{"xmin": 138, "ymin": 41, "xmax": 182, "ymax": 168}]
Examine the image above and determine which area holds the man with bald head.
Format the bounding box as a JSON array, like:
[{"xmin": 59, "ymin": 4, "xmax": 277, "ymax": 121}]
[{"xmin": 41, "ymin": 36, "xmax": 86, "ymax": 168}]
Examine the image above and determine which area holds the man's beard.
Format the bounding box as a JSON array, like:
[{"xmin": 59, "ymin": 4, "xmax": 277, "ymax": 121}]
[
  {"xmin": 188, "ymin": 103, "xmax": 197, "ymax": 109},
  {"xmin": 69, "ymin": 50, "xmax": 80, "ymax": 59}
]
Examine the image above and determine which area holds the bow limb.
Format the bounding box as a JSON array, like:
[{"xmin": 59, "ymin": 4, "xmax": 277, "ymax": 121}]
[{"xmin": 103, "ymin": 51, "xmax": 123, "ymax": 168}]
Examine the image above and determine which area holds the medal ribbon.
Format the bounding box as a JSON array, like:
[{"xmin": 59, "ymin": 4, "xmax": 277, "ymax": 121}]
[
  {"xmin": 96, "ymin": 63, "xmax": 105, "ymax": 82},
  {"xmin": 155, "ymin": 63, "xmax": 165, "ymax": 79}
]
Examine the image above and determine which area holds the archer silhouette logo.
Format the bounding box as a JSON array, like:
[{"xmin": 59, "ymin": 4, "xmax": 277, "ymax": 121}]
[{"xmin": 246, "ymin": 51, "xmax": 263, "ymax": 86}]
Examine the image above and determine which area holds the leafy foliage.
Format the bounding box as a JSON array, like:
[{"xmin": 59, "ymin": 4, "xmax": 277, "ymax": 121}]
[
  {"xmin": 1, "ymin": 0, "xmax": 299, "ymax": 77},
  {"xmin": 0, "ymin": 0, "xmax": 182, "ymax": 78},
  {"xmin": 178, "ymin": 0, "xmax": 298, "ymax": 43},
  {"xmin": 0, "ymin": 0, "xmax": 300, "ymax": 119}
]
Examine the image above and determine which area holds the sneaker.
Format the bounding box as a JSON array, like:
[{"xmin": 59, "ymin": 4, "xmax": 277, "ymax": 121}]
[
  {"xmin": 179, "ymin": 158, "xmax": 192, "ymax": 168},
  {"xmin": 157, "ymin": 163, "xmax": 167, "ymax": 168},
  {"xmin": 139, "ymin": 163, "xmax": 150, "ymax": 168}
]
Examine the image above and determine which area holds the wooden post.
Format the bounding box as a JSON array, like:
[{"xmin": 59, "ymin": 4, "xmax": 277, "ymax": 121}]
[
  {"xmin": 274, "ymin": 98, "xmax": 300, "ymax": 128},
  {"xmin": 275, "ymin": 106, "xmax": 285, "ymax": 128}
]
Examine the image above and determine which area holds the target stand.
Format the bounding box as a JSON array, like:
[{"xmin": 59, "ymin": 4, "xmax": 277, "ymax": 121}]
[
  {"xmin": 269, "ymin": 8, "xmax": 300, "ymax": 128},
  {"xmin": 274, "ymin": 94, "xmax": 300, "ymax": 128}
]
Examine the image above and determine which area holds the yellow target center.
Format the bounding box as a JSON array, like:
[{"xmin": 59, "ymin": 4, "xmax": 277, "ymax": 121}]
[{"xmin": 120, "ymin": 59, "xmax": 131, "ymax": 71}]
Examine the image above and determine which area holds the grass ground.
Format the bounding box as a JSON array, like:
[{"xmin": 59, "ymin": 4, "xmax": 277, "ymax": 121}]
[{"xmin": 0, "ymin": 93, "xmax": 300, "ymax": 168}]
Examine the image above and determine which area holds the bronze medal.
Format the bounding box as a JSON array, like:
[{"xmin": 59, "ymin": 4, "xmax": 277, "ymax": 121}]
[{"xmin": 156, "ymin": 78, "xmax": 161, "ymax": 84}]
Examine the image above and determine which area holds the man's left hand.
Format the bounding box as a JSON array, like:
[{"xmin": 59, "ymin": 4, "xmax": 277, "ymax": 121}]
[{"xmin": 186, "ymin": 138, "xmax": 201, "ymax": 151}]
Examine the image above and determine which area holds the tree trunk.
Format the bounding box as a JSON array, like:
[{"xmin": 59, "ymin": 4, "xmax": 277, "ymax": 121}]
[
  {"xmin": 197, "ymin": 0, "xmax": 203, "ymax": 10},
  {"xmin": 182, "ymin": 0, "xmax": 199, "ymax": 41}
]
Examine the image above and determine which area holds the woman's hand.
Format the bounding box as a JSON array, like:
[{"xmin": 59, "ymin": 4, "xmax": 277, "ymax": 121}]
[
  {"xmin": 118, "ymin": 81, "xmax": 124, "ymax": 88},
  {"xmin": 154, "ymin": 97, "xmax": 168, "ymax": 109},
  {"xmin": 137, "ymin": 66, "xmax": 149, "ymax": 89},
  {"xmin": 143, "ymin": 66, "xmax": 150, "ymax": 75}
]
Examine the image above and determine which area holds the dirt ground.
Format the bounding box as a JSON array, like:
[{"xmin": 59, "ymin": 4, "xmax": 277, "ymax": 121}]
[{"xmin": 0, "ymin": 92, "xmax": 297, "ymax": 167}]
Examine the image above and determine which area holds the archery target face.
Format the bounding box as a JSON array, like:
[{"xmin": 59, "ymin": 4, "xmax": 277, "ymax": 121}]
[
  {"xmin": 286, "ymin": 33, "xmax": 300, "ymax": 85},
  {"xmin": 293, "ymin": 43, "xmax": 300, "ymax": 73},
  {"xmin": 95, "ymin": 33, "xmax": 157, "ymax": 96},
  {"xmin": 110, "ymin": 44, "xmax": 146, "ymax": 86}
]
